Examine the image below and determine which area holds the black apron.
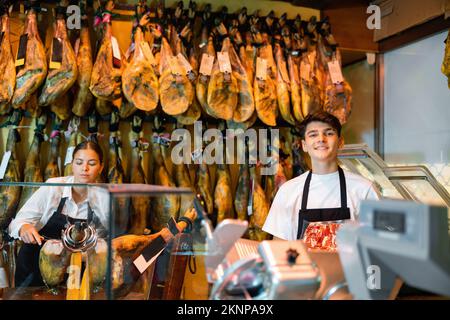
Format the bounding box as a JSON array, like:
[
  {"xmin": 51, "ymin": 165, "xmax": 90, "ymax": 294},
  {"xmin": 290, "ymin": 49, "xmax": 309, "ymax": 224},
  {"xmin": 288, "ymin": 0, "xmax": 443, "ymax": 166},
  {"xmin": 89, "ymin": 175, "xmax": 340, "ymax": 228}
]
[
  {"xmin": 15, "ymin": 197, "xmax": 96, "ymax": 288},
  {"xmin": 297, "ymin": 167, "xmax": 351, "ymax": 239}
]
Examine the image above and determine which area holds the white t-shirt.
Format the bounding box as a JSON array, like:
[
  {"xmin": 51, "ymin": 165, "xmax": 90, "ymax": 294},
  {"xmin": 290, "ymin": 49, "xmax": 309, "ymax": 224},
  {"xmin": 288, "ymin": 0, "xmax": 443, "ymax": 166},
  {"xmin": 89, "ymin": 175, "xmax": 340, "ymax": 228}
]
[
  {"xmin": 8, "ymin": 176, "xmax": 109, "ymax": 240},
  {"xmin": 262, "ymin": 170, "xmax": 381, "ymax": 240}
]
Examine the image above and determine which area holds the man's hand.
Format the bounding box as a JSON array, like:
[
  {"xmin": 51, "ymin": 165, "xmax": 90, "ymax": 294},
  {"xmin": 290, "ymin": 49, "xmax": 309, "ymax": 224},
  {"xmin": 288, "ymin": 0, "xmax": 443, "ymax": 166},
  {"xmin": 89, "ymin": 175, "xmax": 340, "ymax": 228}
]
[{"xmin": 19, "ymin": 224, "xmax": 43, "ymax": 246}]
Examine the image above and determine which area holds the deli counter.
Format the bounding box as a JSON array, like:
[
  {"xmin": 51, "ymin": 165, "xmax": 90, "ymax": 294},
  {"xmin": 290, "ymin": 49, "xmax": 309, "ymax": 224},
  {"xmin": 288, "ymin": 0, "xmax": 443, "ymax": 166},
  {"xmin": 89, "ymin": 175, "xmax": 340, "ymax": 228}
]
[{"xmin": 1, "ymin": 144, "xmax": 449, "ymax": 300}]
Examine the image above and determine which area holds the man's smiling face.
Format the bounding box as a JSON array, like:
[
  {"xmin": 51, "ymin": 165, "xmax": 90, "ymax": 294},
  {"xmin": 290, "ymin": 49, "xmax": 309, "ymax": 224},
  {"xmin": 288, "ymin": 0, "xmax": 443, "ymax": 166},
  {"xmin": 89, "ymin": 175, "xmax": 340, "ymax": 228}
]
[{"xmin": 301, "ymin": 121, "xmax": 344, "ymax": 163}]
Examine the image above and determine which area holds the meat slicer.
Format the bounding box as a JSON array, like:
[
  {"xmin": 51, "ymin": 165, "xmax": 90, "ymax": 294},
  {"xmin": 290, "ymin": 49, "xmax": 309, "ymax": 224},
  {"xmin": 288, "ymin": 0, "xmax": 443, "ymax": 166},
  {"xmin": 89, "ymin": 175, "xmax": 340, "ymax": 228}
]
[
  {"xmin": 337, "ymin": 199, "xmax": 450, "ymax": 299},
  {"xmin": 201, "ymin": 199, "xmax": 450, "ymax": 300},
  {"xmin": 193, "ymin": 196, "xmax": 323, "ymax": 300}
]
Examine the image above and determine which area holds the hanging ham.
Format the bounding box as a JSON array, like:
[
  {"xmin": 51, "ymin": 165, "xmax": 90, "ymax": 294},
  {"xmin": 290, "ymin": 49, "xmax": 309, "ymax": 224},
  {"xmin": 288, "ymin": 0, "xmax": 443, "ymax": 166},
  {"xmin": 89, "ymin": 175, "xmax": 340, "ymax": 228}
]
[
  {"xmin": 159, "ymin": 37, "xmax": 193, "ymax": 115},
  {"xmin": 19, "ymin": 114, "xmax": 47, "ymax": 209},
  {"xmin": 151, "ymin": 129, "xmax": 180, "ymax": 232},
  {"xmin": 206, "ymin": 37, "xmax": 238, "ymax": 120},
  {"xmin": 128, "ymin": 125, "xmax": 150, "ymax": 235},
  {"xmin": 38, "ymin": 12, "xmax": 78, "ymax": 109},
  {"xmin": 228, "ymin": 36, "xmax": 254, "ymax": 123},
  {"xmin": 274, "ymin": 42, "xmax": 295, "ymax": 125},
  {"xmin": 122, "ymin": 25, "xmax": 159, "ymax": 112},
  {"xmin": 0, "ymin": 126, "xmax": 22, "ymax": 229},
  {"xmin": 254, "ymin": 36, "xmax": 278, "ymax": 126},
  {"xmin": 214, "ymin": 163, "xmax": 233, "ymax": 224},
  {"xmin": 90, "ymin": 23, "xmax": 124, "ymax": 103},
  {"xmin": 0, "ymin": 13, "xmax": 15, "ymax": 115},
  {"xmin": 72, "ymin": 18, "xmax": 94, "ymax": 117},
  {"xmin": 196, "ymin": 33, "xmax": 215, "ymax": 116},
  {"xmin": 11, "ymin": 9, "xmax": 47, "ymax": 110}
]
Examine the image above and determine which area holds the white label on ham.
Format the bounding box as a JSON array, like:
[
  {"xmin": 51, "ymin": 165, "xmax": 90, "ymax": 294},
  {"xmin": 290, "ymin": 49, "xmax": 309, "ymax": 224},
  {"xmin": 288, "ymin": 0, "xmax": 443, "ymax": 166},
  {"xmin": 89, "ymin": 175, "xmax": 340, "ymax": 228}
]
[
  {"xmin": 177, "ymin": 53, "xmax": 193, "ymax": 74},
  {"xmin": 133, "ymin": 248, "xmax": 165, "ymax": 274},
  {"xmin": 64, "ymin": 146, "xmax": 75, "ymax": 166},
  {"xmin": 74, "ymin": 38, "xmax": 80, "ymax": 57},
  {"xmin": 169, "ymin": 56, "xmax": 183, "ymax": 75},
  {"xmin": 0, "ymin": 151, "xmax": 11, "ymax": 180},
  {"xmin": 217, "ymin": 52, "xmax": 232, "ymax": 73},
  {"xmin": 140, "ymin": 41, "xmax": 156, "ymax": 65},
  {"xmin": 328, "ymin": 60, "xmax": 344, "ymax": 84},
  {"xmin": 256, "ymin": 57, "xmax": 267, "ymax": 80},
  {"xmin": 300, "ymin": 61, "xmax": 311, "ymax": 81},
  {"xmin": 111, "ymin": 36, "xmax": 121, "ymax": 61},
  {"xmin": 199, "ymin": 53, "xmax": 214, "ymax": 76}
]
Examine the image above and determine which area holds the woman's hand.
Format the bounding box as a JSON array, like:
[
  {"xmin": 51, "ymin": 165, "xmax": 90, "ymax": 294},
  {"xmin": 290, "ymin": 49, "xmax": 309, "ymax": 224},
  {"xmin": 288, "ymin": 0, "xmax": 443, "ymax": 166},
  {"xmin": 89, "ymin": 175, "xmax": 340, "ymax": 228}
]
[{"xmin": 19, "ymin": 224, "xmax": 44, "ymax": 245}]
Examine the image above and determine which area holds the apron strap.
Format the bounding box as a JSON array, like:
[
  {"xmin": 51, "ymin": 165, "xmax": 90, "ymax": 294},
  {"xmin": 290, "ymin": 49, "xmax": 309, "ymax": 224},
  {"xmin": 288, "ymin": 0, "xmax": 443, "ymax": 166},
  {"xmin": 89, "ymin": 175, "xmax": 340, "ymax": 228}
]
[
  {"xmin": 301, "ymin": 171, "xmax": 313, "ymax": 210},
  {"xmin": 338, "ymin": 167, "xmax": 348, "ymax": 209},
  {"xmin": 56, "ymin": 197, "xmax": 68, "ymax": 215}
]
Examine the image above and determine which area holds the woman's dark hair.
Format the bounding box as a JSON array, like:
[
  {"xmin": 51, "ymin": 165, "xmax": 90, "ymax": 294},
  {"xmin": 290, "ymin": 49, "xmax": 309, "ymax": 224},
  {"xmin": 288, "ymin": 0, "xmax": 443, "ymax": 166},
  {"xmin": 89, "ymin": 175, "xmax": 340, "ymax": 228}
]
[
  {"xmin": 72, "ymin": 141, "xmax": 104, "ymax": 164},
  {"xmin": 298, "ymin": 111, "xmax": 342, "ymax": 139}
]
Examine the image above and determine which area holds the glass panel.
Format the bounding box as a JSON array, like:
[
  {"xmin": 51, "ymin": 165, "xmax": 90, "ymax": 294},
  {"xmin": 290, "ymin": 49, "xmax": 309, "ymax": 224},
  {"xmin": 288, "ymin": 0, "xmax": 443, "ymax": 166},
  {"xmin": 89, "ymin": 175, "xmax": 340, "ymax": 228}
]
[
  {"xmin": 393, "ymin": 179, "xmax": 447, "ymax": 207},
  {"xmin": 339, "ymin": 158, "xmax": 402, "ymax": 199},
  {"xmin": 0, "ymin": 181, "xmax": 212, "ymax": 300},
  {"xmin": 0, "ymin": 182, "xmax": 108, "ymax": 300}
]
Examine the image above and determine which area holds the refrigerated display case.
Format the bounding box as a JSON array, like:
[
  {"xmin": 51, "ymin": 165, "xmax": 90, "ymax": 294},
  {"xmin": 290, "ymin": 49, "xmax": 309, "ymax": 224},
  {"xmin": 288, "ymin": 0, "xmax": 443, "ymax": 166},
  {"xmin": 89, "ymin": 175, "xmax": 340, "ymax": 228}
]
[
  {"xmin": 338, "ymin": 143, "xmax": 450, "ymax": 209},
  {"xmin": 0, "ymin": 181, "xmax": 210, "ymax": 300}
]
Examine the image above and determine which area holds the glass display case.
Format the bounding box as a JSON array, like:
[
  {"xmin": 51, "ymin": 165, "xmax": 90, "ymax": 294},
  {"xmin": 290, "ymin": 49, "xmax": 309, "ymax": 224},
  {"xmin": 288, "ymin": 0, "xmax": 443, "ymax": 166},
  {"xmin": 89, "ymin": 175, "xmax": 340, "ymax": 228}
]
[
  {"xmin": 0, "ymin": 181, "xmax": 211, "ymax": 300},
  {"xmin": 338, "ymin": 144, "xmax": 450, "ymax": 208}
]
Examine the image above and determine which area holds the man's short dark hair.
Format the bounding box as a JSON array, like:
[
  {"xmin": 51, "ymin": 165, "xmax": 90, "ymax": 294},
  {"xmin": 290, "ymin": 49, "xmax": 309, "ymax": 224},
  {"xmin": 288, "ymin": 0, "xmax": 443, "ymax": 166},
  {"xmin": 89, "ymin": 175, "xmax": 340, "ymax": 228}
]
[{"xmin": 298, "ymin": 111, "xmax": 342, "ymax": 139}]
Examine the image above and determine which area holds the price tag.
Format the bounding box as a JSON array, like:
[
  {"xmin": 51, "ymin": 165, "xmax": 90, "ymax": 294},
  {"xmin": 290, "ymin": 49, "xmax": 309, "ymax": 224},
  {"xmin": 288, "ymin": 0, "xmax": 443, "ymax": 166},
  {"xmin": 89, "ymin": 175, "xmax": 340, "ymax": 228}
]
[
  {"xmin": 199, "ymin": 53, "xmax": 214, "ymax": 76},
  {"xmin": 133, "ymin": 235, "xmax": 166, "ymax": 274},
  {"xmin": 111, "ymin": 36, "xmax": 121, "ymax": 68},
  {"xmin": 300, "ymin": 61, "xmax": 311, "ymax": 81},
  {"xmin": 177, "ymin": 53, "xmax": 193, "ymax": 74},
  {"xmin": 15, "ymin": 34, "xmax": 28, "ymax": 67},
  {"xmin": 328, "ymin": 60, "xmax": 344, "ymax": 84},
  {"xmin": 169, "ymin": 56, "xmax": 183, "ymax": 75},
  {"xmin": 256, "ymin": 57, "xmax": 267, "ymax": 80},
  {"xmin": 0, "ymin": 151, "xmax": 11, "ymax": 180},
  {"xmin": 217, "ymin": 52, "xmax": 232, "ymax": 74},
  {"xmin": 50, "ymin": 38, "xmax": 63, "ymax": 69},
  {"xmin": 140, "ymin": 41, "xmax": 156, "ymax": 65},
  {"xmin": 64, "ymin": 146, "xmax": 75, "ymax": 166}
]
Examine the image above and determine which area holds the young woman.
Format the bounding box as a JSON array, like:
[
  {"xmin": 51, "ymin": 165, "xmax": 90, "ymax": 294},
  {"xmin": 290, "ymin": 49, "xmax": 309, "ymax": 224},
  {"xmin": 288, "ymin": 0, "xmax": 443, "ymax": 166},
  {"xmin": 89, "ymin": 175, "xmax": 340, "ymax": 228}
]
[{"xmin": 8, "ymin": 141, "xmax": 108, "ymax": 287}]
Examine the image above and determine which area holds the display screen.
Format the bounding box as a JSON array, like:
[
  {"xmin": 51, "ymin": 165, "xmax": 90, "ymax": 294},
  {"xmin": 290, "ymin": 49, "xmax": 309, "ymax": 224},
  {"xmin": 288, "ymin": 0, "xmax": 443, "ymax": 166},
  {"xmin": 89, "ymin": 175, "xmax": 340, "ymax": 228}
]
[{"xmin": 373, "ymin": 210, "xmax": 405, "ymax": 234}]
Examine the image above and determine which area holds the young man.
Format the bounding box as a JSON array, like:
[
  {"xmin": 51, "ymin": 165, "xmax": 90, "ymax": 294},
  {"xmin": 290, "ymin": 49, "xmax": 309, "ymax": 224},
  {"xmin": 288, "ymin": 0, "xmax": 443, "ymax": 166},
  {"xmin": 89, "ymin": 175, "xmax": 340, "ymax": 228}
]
[{"xmin": 263, "ymin": 111, "xmax": 380, "ymax": 240}]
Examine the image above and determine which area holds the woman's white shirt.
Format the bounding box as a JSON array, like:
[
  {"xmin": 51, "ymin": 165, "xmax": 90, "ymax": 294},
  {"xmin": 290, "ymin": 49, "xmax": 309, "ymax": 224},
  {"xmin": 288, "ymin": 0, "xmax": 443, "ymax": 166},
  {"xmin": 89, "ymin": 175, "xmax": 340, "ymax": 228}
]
[{"xmin": 8, "ymin": 176, "xmax": 109, "ymax": 240}]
